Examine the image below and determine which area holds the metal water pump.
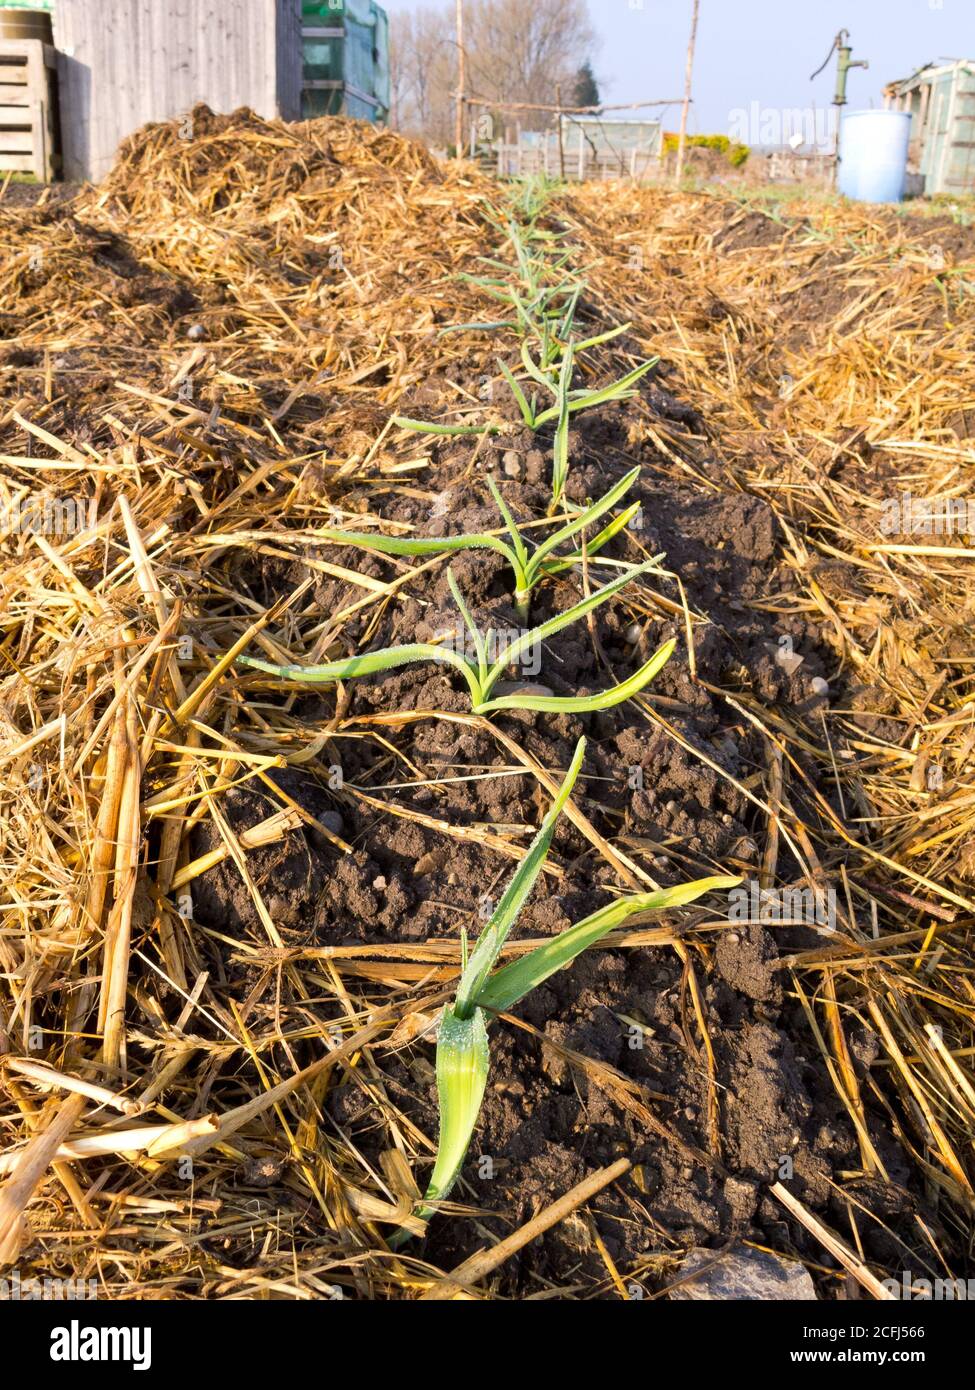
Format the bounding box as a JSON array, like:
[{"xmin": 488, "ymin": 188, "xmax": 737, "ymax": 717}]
[{"xmin": 811, "ymin": 30, "xmax": 870, "ymax": 171}]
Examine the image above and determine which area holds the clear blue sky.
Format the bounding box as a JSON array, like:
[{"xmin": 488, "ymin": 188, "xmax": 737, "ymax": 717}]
[{"xmin": 382, "ymin": 0, "xmax": 973, "ymax": 134}]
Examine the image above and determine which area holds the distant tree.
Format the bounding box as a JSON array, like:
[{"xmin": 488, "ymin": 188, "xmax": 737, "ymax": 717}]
[
  {"xmin": 388, "ymin": 11, "xmax": 414, "ymax": 130},
  {"xmin": 389, "ymin": 5, "xmax": 455, "ymax": 147},
  {"xmin": 390, "ymin": 0, "xmax": 598, "ymax": 143},
  {"xmin": 466, "ymin": 0, "xmax": 596, "ymax": 130},
  {"xmin": 572, "ymin": 60, "xmax": 600, "ymax": 110}
]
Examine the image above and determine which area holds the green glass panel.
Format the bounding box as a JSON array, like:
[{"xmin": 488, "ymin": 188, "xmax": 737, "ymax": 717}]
[{"xmin": 302, "ymin": 1, "xmax": 344, "ymax": 18}]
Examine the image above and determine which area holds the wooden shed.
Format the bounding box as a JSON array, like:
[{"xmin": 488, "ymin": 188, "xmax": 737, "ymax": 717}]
[
  {"xmin": 53, "ymin": 0, "xmax": 303, "ymax": 182},
  {"xmin": 884, "ymin": 60, "xmax": 975, "ymax": 196}
]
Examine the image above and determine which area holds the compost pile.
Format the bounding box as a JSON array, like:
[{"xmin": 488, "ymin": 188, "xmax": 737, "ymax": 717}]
[{"xmin": 0, "ymin": 105, "xmax": 973, "ymax": 1301}]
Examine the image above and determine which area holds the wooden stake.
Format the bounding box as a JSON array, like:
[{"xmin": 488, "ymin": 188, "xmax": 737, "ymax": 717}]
[
  {"xmin": 674, "ymin": 0, "xmax": 700, "ymax": 185},
  {"xmin": 454, "ymin": 0, "xmax": 465, "ymax": 160}
]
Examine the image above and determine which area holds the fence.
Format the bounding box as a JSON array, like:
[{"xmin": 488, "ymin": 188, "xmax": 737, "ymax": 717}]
[{"xmin": 764, "ymin": 151, "xmax": 835, "ymax": 185}]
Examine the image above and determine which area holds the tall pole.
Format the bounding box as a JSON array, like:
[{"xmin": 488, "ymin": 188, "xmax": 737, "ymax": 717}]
[
  {"xmin": 455, "ymin": 0, "xmax": 466, "ymax": 159},
  {"xmin": 674, "ymin": 0, "xmax": 700, "ymax": 185}
]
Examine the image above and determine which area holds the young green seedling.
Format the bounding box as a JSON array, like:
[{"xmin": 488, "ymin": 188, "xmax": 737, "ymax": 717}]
[
  {"xmin": 410, "ymin": 180, "xmax": 658, "ymax": 503},
  {"xmin": 449, "ymin": 238, "xmax": 578, "ymax": 344},
  {"xmin": 452, "ymin": 184, "xmax": 642, "ymax": 372},
  {"xmin": 390, "ymin": 734, "xmax": 742, "ymax": 1241},
  {"xmin": 447, "ymin": 251, "xmax": 596, "ymax": 352},
  {"xmin": 470, "ymin": 193, "xmax": 577, "ymax": 341},
  {"xmin": 501, "ymin": 174, "xmax": 563, "ymax": 228},
  {"xmin": 392, "ymin": 348, "xmax": 658, "ymax": 476},
  {"xmin": 312, "ymin": 468, "xmax": 644, "ymax": 622},
  {"xmin": 236, "ymin": 563, "xmax": 675, "ymax": 717}
]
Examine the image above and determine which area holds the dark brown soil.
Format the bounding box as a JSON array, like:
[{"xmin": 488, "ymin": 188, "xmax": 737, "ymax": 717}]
[
  {"xmin": 0, "ymin": 180, "xmax": 82, "ymax": 209},
  {"xmin": 188, "ymin": 357, "xmax": 932, "ymax": 1295}
]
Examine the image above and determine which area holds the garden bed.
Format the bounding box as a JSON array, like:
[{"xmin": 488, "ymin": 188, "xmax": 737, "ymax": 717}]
[{"xmin": 1, "ymin": 107, "xmax": 972, "ymax": 1300}]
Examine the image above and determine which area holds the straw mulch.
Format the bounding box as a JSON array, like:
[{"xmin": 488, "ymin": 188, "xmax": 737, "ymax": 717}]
[
  {"xmin": 0, "ymin": 107, "xmax": 496, "ymax": 1297},
  {"xmin": 0, "ymin": 107, "xmax": 973, "ymax": 1298},
  {"xmin": 568, "ymin": 181, "xmax": 975, "ymax": 1255}
]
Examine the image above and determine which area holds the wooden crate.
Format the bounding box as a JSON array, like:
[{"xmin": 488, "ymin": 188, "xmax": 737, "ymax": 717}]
[{"xmin": 0, "ymin": 38, "xmax": 57, "ymax": 183}]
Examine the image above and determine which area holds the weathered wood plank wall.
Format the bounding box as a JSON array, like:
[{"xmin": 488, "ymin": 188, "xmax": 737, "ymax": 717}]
[{"xmin": 54, "ymin": 0, "xmax": 302, "ymax": 182}]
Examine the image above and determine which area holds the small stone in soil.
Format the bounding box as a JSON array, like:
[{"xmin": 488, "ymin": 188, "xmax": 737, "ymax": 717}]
[
  {"xmin": 771, "ymin": 640, "xmax": 805, "ymax": 676},
  {"xmin": 414, "ymin": 851, "xmax": 443, "ymax": 876},
  {"xmin": 492, "ymin": 681, "xmax": 555, "ymax": 699},
  {"xmin": 242, "ymin": 1155, "xmax": 286, "ymax": 1188},
  {"xmin": 670, "ymin": 1245, "xmax": 817, "ymax": 1301},
  {"xmin": 430, "ymin": 491, "xmax": 452, "ymax": 519},
  {"xmin": 525, "ymin": 449, "xmax": 546, "ymax": 482}
]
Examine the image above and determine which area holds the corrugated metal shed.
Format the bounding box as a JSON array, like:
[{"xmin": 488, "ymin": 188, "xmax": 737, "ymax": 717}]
[
  {"xmin": 884, "ymin": 60, "xmax": 975, "ymax": 195},
  {"xmin": 53, "ymin": 0, "xmax": 303, "ymax": 182}
]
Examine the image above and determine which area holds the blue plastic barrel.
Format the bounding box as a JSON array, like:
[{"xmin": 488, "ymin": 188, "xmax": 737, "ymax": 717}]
[{"xmin": 837, "ymin": 110, "xmax": 912, "ymax": 203}]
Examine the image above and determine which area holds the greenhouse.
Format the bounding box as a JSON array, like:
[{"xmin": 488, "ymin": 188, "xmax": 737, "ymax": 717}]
[{"xmin": 301, "ymin": 0, "xmax": 390, "ymax": 122}]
